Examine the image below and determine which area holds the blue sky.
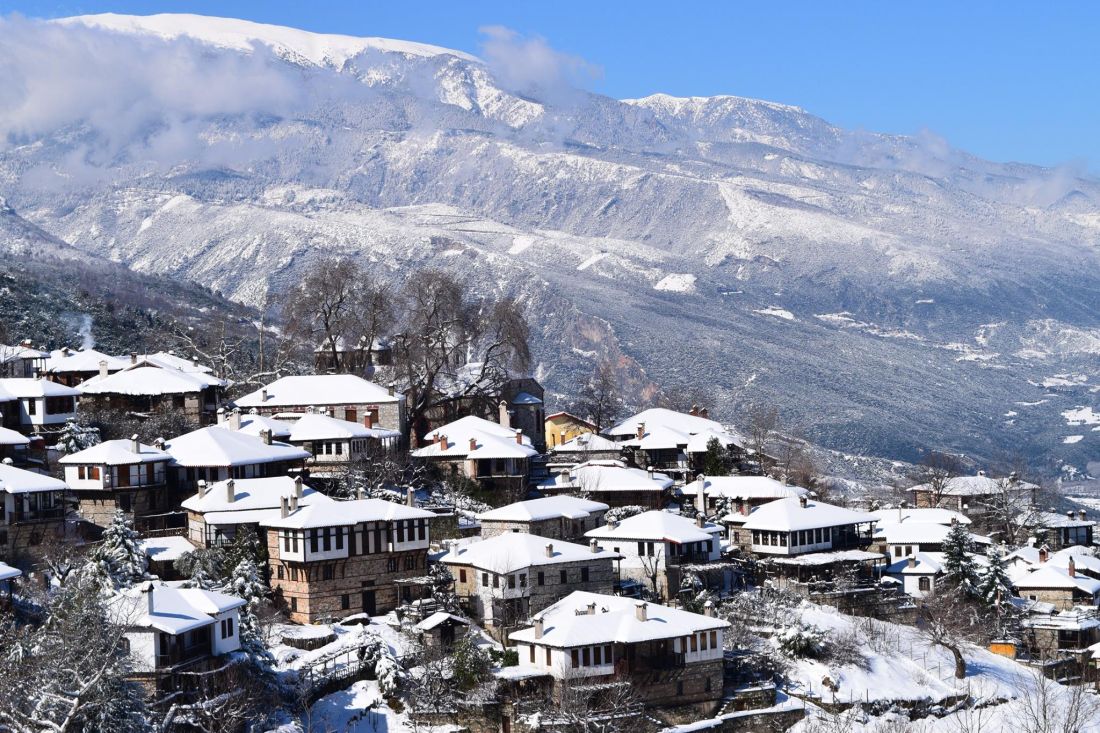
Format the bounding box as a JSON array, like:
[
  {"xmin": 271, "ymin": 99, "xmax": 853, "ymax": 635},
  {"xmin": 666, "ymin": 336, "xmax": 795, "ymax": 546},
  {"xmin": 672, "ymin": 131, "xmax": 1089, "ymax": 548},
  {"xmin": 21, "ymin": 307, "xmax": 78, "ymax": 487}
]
[{"xmin": 8, "ymin": 0, "xmax": 1099, "ymax": 169}]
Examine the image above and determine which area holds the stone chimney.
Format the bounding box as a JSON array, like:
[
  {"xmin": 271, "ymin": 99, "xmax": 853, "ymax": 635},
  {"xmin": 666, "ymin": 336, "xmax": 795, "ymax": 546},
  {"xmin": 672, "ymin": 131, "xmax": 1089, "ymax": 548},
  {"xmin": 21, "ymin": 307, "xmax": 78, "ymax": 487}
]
[
  {"xmin": 294, "ymin": 476, "xmax": 303, "ymax": 499},
  {"xmin": 1039, "ymin": 546, "xmax": 1049, "ymax": 563},
  {"xmin": 699, "ymin": 408, "xmax": 709, "ymax": 419},
  {"xmin": 545, "ymin": 543, "xmax": 554, "ymax": 558},
  {"xmin": 608, "ymin": 517, "xmax": 619, "ymax": 530},
  {"xmin": 514, "ymin": 429, "xmax": 523, "ymax": 445},
  {"xmin": 364, "ymin": 412, "xmax": 374, "ymax": 429},
  {"xmin": 197, "ymin": 479, "xmax": 207, "ymax": 498},
  {"xmin": 469, "ymin": 437, "xmax": 478, "ymax": 452},
  {"xmin": 98, "ymin": 360, "xmax": 109, "ymax": 379},
  {"xmin": 130, "ymin": 434, "xmax": 140, "ymax": 455},
  {"xmin": 388, "ymin": 383, "xmax": 396, "ymax": 397},
  {"xmin": 703, "ymin": 600, "xmax": 715, "ymax": 617},
  {"xmin": 533, "ymin": 616, "xmax": 544, "ymax": 639},
  {"xmin": 280, "ymin": 496, "xmax": 289, "ymax": 518},
  {"xmin": 799, "ymin": 495, "xmax": 808, "ymax": 508},
  {"xmin": 499, "ymin": 400, "xmax": 510, "ymax": 428},
  {"xmin": 290, "ymin": 493, "xmax": 299, "ymax": 512},
  {"xmin": 695, "ymin": 514, "xmax": 706, "ymax": 528},
  {"xmin": 130, "ymin": 351, "xmax": 137, "ymax": 365},
  {"xmin": 689, "ymin": 404, "xmax": 699, "ymax": 416},
  {"xmin": 261, "ymin": 388, "xmax": 268, "ymax": 402},
  {"xmin": 406, "ymin": 487, "xmax": 415, "ymax": 507},
  {"xmin": 229, "ymin": 408, "xmax": 242, "ymax": 431},
  {"xmin": 907, "ymin": 555, "xmax": 917, "ymax": 569},
  {"xmin": 587, "ymin": 602, "xmax": 597, "ymax": 615},
  {"xmin": 1079, "ymin": 510, "xmax": 1087, "ymax": 521},
  {"xmin": 1069, "ymin": 557, "xmax": 1077, "ymax": 578},
  {"xmin": 438, "ymin": 434, "xmax": 447, "ymax": 451},
  {"xmin": 226, "ymin": 479, "xmax": 235, "ymax": 504},
  {"xmin": 636, "ymin": 423, "xmax": 645, "ymax": 440},
  {"xmin": 260, "ymin": 428, "xmax": 272, "ymax": 445},
  {"xmin": 141, "ymin": 581, "xmax": 155, "ymax": 615},
  {"xmin": 589, "ymin": 539, "xmax": 599, "ymax": 553},
  {"xmin": 635, "ymin": 602, "xmax": 647, "ymax": 622}
]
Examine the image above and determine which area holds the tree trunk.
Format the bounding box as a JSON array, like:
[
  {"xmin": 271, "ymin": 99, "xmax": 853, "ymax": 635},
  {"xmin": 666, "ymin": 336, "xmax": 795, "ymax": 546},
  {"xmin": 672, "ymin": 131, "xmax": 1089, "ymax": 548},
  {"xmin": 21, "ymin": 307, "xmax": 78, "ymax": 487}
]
[{"xmin": 949, "ymin": 643, "xmax": 966, "ymax": 679}]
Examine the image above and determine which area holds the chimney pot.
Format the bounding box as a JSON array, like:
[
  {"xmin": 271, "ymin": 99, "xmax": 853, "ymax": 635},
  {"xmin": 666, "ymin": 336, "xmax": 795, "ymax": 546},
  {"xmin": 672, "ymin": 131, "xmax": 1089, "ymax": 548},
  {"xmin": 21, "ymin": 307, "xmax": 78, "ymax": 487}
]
[
  {"xmin": 608, "ymin": 517, "xmax": 619, "ymax": 530},
  {"xmin": 406, "ymin": 487, "xmax": 415, "ymax": 507},
  {"xmin": 469, "ymin": 437, "xmax": 478, "ymax": 452},
  {"xmin": 799, "ymin": 495, "xmax": 808, "ymax": 508},
  {"xmin": 130, "ymin": 351, "xmax": 137, "ymax": 365},
  {"xmin": 98, "ymin": 359, "xmax": 109, "ymax": 379},
  {"xmin": 699, "ymin": 408, "xmax": 709, "ymax": 419},
  {"xmin": 636, "ymin": 422, "xmax": 645, "ymax": 440},
  {"xmin": 130, "ymin": 434, "xmax": 140, "ymax": 455},
  {"xmin": 907, "ymin": 555, "xmax": 917, "ymax": 569},
  {"xmin": 704, "ymin": 600, "xmax": 715, "ymax": 617},
  {"xmin": 695, "ymin": 514, "xmax": 706, "ymax": 528},
  {"xmin": 388, "ymin": 383, "xmax": 395, "ymax": 397},
  {"xmin": 290, "ymin": 494, "xmax": 299, "ymax": 512},
  {"xmin": 690, "ymin": 404, "xmax": 698, "ymax": 416},
  {"xmin": 545, "ymin": 543, "xmax": 554, "ymax": 558},
  {"xmin": 280, "ymin": 496, "xmax": 289, "ymax": 518},
  {"xmin": 356, "ymin": 486, "xmax": 364, "ymax": 500},
  {"xmin": 294, "ymin": 476, "xmax": 303, "ymax": 498},
  {"xmin": 438, "ymin": 434, "xmax": 447, "ymax": 450},
  {"xmin": 533, "ymin": 616, "xmax": 544, "ymax": 639},
  {"xmin": 226, "ymin": 479, "xmax": 235, "ymax": 503},
  {"xmin": 260, "ymin": 428, "xmax": 272, "ymax": 445},
  {"xmin": 587, "ymin": 602, "xmax": 597, "ymax": 615},
  {"xmin": 142, "ymin": 581, "xmax": 155, "ymax": 615},
  {"xmin": 635, "ymin": 602, "xmax": 647, "ymax": 622},
  {"xmin": 1079, "ymin": 510, "xmax": 1087, "ymax": 521},
  {"xmin": 589, "ymin": 539, "xmax": 599, "ymax": 554},
  {"xmin": 515, "ymin": 429, "xmax": 522, "ymax": 445},
  {"xmin": 229, "ymin": 408, "xmax": 241, "ymax": 431},
  {"xmin": 261, "ymin": 388, "xmax": 268, "ymax": 402},
  {"xmin": 499, "ymin": 400, "xmax": 510, "ymax": 428},
  {"xmin": 1069, "ymin": 557, "xmax": 1077, "ymax": 577},
  {"xmin": 1039, "ymin": 546, "xmax": 1049, "ymax": 564},
  {"xmin": 197, "ymin": 479, "xmax": 207, "ymax": 499}
]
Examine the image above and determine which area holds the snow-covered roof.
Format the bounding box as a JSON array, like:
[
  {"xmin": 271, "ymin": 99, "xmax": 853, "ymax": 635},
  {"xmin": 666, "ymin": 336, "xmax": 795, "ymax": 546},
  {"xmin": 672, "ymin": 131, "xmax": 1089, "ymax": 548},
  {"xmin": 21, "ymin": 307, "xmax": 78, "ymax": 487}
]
[
  {"xmin": 441, "ymin": 533, "xmax": 619, "ymax": 574},
  {"xmin": 887, "ymin": 551, "xmax": 945, "ymax": 575},
  {"xmin": 681, "ymin": 475, "xmax": 808, "ymax": 501},
  {"xmin": 510, "ymin": 591, "xmax": 728, "ymax": 648},
  {"xmin": 551, "ymin": 432, "xmax": 619, "ymax": 453},
  {"xmin": 413, "ymin": 415, "xmax": 537, "ymax": 460},
  {"xmin": 260, "ymin": 497, "xmax": 435, "ymax": 530},
  {"xmin": 0, "ymin": 378, "xmax": 80, "ymax": 400},
  {"xmin": 181, "ymin": 476, "xmax": 328, "ymax": 516},
  {"xmin": 1015, "ymin": 565, "xmax": 1100, "ymax": 594},
  {"xmin": 288, "ymin": 413, "xmax": 400, "ymax": 442},
  {"xmin": 738, "ymin": 498, "xmax": 878, "ymax": 533},
  {"xmin": 511, "ymin": 391, "xmax": 543, "ymax": 405},
  {"xmin": 45, "ymin": 348, "xmax": 129, "ymax": 374},
  {"xmin": 585, "ymin": 510, "xmax": 722, "ymax": 544},
  {"xmin": 868, "ymin": 508, "xmax": 972, "ymax": 527},
  {"xmin": 235, "ymin": 413, "xmax": 294, "ymax": 440},
  {"xmin": 874, "ymin": 522, "xmax": 953, "ymax": 545},
  {"xmin": 59, "ymin": 439, "xmax": 170, "ymax": 466},
  {"xmin": 143, "ymin": 352, "xmax": 213, "ymax": 373},
  {"xmin": 416, "ymin": 612, "xmax": 469, "ymax": 632},
  {"xmin": 0, "ymin": 343, "xmax": 48, "ymax": 363},
  {"xmin": 540, "ymin": 461, "xmax": 673, "ymax": 494},
  {"xmin": 0, "ymin": 463, "xmax": 67, "ymax": 495},
  {"xmin": 606, "ymin": 408, "xmax": 725, "ymax": 438},
  {"xmin": 909, "ymin": 474, "xmax": 1039, "ymax": 497},
  {"xmin": 235, "ymin": 374, "xmax": 400, "ymax": 408},
  {"xmin": 0, "ymin": 426, "xmax": 29, "ymax": 446},
  {"xmin": 1021, "ymin": 609, "xmax": 1100, "ymax": 631},
  {"xmin": 108, "ymin": 582, "xmax": 245, "ymax": 635},
  {"xmin": 1021, "ymin": 510, "xmax": 1095, "ymax": 529},
  {"xmin": 1006, "ymin": 546, "xmax": 1100, "ymax": 576},
  {"xmin": 78, "ymin": 364, "xmax": 224, "ymax": 396},
  {"xmin": 477, "ymin": 496, "xmax": 609, "ymax": 523},
  {"xmin": 140, "ymin": 536, "xmax": 197, "ymax": 563},
  {"xmin": 0, "ymin": 561, "xmax": 21, "ymax": 582},
  {"xmin": 163, "ymin": 426, "xmax": 310, "ymax": 467},
  {"xmin": 771, "ymin": 549, "xmax": 885, "ymax": 567}
]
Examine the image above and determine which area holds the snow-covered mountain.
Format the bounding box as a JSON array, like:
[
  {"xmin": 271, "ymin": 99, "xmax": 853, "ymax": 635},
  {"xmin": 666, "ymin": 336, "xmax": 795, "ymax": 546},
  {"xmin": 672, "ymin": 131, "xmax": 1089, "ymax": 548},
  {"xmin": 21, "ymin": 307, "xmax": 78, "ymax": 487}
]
[{"xmin": 3, "ymin": 13, "xmax": 1099, "ymax": 473}]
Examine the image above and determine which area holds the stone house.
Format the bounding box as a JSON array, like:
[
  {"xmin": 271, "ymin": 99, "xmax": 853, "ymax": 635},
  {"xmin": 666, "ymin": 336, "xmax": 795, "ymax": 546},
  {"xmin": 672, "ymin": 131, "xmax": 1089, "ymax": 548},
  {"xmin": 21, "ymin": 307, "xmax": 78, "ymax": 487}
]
[
  {"xmin": 538, "ymin": 460, "xmax": 673, "ymax": 510},
  {"xmin": 0, "ymin": 461, "xmax": 68, "ymax": 559},
  {"xmin": 107, "ymin": 581, "xmax": 244, "ymax": 698},
  {"xmin": 261, "ymin": 497, "xmax": 437, "ymax": 623},
  {"xmin": 162, "ymin": 425, "xmax": 310, "ymax": 494},
  {"xmin": 1017, "ymin": 510, "xmax": 1095, "ymax": 550},
  {"xmin": 0, "ymin": 341, "xmax": 49, "ymax": 379},
  {"xmin": 682, "ymin": 475, "xmax": 808, "ymax": 517},
  {"xmin": 235, "ymin": 374, "xmax": 407, "ymax": 437},
  {"xmin": 509, "ymin": 591, "xmax": 729, "ymax": 716},
  {"xmin": 43, "ymin": 348, "xmax": 129, "ymax": 387},
  {"xmin": 0, "ymin": 427, "xmax": 30, "ymax": 466},
  {"xmin": 181, "ymin": 475, "xmax": 329, "ymax": 548},
  {"xmin": 604, "ymin": 408, "xmax": 745, "ymax": 482},
  {"xmin": 413, "ymin": 415, "xmax": 538, "ymax": 497},
  {"xmin": 584, "ymin": 510, "xmax": 724, "ymax": 600},
  {"xmin": 1019, "ymin": 609, "xmax": 1100, "ymax": 661},
  {"xmin": 284, "ymin": 412, "xmax": 401, "ymax": 478},
  {"xmin": 1013, "ymin": 561, "xmax": 1100, "ymax": 610},
  {"xmin": 476, "ymin": 496, "xmax": 609, "ymax": 542},
  {"xmin": 440, "ymin": 532, "xmax": 619, "ymax": 638},
  {"xmin": 60, "ymin": 438, "xmax": 174, "ymax": 533},
  {"xmin": 907, "ymin": 472, "xmax": 1038, "ymax": 518},
  {"xmin": 77, "ymin": 359, "xmax": 226, "ymax": 425}
]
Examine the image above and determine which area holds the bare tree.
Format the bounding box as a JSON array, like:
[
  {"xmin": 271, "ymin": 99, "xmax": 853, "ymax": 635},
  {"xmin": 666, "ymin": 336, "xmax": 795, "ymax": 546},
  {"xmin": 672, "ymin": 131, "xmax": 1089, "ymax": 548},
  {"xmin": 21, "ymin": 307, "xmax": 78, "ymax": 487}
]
[
  {"xmin": 746, "ymin": 405, "xmax": 779, "ymax": 476},
  {"xmin": 917, "ymin": 579, "xmax": 989, "ymax": 679},
  {"xmin": 1013, "ymin": 667, "xmax": 1100, "ymax": 733},
  {"xmin": 912, "ymin": 451, "xmax": 964, "ymax": 508},
  {"xmin": 570, "ymin": 361, "xmax": 623, "ymax": 432},
  {"xmin": 523, "ymin": 673, "xmax": 649, "ymax": 733}
]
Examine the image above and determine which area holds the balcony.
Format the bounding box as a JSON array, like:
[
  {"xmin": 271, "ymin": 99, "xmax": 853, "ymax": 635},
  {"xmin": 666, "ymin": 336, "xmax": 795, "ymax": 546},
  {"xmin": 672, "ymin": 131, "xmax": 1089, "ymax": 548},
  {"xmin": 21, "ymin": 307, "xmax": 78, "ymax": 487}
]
[
  {"xmin": 9, "ymin": 507, "xmax": 65, "ymax": 524},
  {"xmin": 155, "ymin": 644, "xmax": 209, "ymax": 669}
]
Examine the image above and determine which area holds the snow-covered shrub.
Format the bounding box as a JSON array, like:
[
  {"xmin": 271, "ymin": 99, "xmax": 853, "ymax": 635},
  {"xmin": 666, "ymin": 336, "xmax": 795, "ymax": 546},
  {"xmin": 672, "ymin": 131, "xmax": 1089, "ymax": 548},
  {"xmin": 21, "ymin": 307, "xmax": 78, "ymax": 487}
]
[
  {"xmin": 357, "ymin": 629, "xmax": 405, "ymax": 696},
  {"xmin": 824, "ymin": 628, "xmax": 869, "ymax": 669},
  {"xmin": 55, "ymin": 418, "xmax": 101, "ymax": 455},
  {"xmin": 84, "ymin": 510, "xmax": 147, "ymax": 591},
  {"xmin": 605, "ymin": 505, "xmax": 647, "ymax": 523},
  {"xmin": 777, "ymin": 624, "xmax": 827, "ymax": 659}
]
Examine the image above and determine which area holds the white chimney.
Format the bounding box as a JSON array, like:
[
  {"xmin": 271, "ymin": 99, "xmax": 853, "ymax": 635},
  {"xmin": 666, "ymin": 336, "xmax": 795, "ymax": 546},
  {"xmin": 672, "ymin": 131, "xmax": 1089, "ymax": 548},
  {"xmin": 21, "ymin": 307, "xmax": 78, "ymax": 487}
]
[
  {"xmin": 533, "ymin": 616, "xmax": 544, "ymax": 639},
  {"xmin": 142, "ymin": 581, "xmax": 155, "ymax": 615},
  {"xmin": 130, "ymin": 351, "xmax": 137, "ymax": 365},
  {"xmin": 217, "ymin": 407, "xmax": 226, "ymax": 424},
  {"xmin": 587, "ymin": 602, "xmax": 597, "ymax": 615},
  {"xmin": 703, "ymin": 600, "xmax": 715, "ymax": 617},
  {"xmin": 280, "ymin": 496, "xmax": 289, "ymax": 518},
  {"xmin": 608, "ymin": 517, "xmax": 619, "ymax": 530},
  {"xmin": 589, "ymin": 539, "xmax": 599, "ymax": 554},
  {"xmin": 294, "ymin": 476, "xmax": 303, "ymax": 499},
  {"xmin": 290, "ymin": 494, "xmax": 299, "ymax": 512},
  {"xmin": 499, "ymin": 400, "xmax": 510, "ymax": 428},
  {"xmin": 635, "ymin": 602, "xmax": 648, "ymax": 622},
  {"xmin": 356, "ymin": 486, "xmax": 365, "ymax": 500},
  {"xmin": 229, "ymin": 408, "xmax": 242, "ymax": 431},
  {"xmin": 406, "ymin": 487, "xmax": 415, "ymax": 507},
  {"xmin": 261, "ymin": 388, "xmax": 268, "ymax": 402},
  {"xmin": 98, "ymin": 360, "xmax": 108, "ymax": 379},
  {"xmin": 130, "ymin": 434, "xmax": 140, "ymax": 455},
  {"xmin": 225, "ymin": 479, "xmax": 235, "ymax": 504},
  {"xmin": 695, "ymin": 474, "xmax": 707, "ymax": 513},
  {"xmin": 545, "ymin": 543, "xmax": 554, "ymax": 558},
  {"xmin": 197, "ymin": 479, "xmax": 207, "ymax": 499}
]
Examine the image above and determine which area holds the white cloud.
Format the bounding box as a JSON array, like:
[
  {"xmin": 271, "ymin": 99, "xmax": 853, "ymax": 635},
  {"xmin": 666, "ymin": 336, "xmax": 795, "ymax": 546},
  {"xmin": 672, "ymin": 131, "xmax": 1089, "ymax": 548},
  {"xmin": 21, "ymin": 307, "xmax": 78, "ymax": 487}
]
[{"xmin": 478, "ymin": 25, "xmax": 601, "ymax": 105}]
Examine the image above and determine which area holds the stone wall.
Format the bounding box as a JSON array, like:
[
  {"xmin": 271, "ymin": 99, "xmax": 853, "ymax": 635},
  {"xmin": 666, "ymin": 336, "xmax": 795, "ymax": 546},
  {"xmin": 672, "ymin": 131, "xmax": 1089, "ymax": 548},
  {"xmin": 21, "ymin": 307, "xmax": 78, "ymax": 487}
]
[{"xmin": 480, "ymin": 512, "xmax": 607, "ymax": 543}]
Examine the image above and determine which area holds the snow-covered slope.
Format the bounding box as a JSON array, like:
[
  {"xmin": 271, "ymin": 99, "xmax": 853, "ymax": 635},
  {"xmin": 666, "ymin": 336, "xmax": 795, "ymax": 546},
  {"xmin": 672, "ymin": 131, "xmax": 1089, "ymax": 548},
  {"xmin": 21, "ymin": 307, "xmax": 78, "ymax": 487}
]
[{"xmin": 2, "ymin": 14, "xmax": 1099, "ymax": 471}]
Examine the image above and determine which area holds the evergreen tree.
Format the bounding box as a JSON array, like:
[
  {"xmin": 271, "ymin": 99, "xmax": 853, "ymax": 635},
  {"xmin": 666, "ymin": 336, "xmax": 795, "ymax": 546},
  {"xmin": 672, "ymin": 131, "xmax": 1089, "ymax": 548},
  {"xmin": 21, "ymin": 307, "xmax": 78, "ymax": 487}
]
[
  {"xmin": 941, "ymin": 521, "xmax": 979, "ymax": 593},
  {"xmin": 85, "ymin": 509, "xmax": 147, "ymax": 591},
  {"xmin": 224, "ymin": 525, "xmax": 263, "ymax": 572},
  {"xmin": 702, "ymin": 436, "xmax": 731, "ymax": 477},
  {"xmin": 56, "ymin": 417, "xmax": 101, "ymax": 455},
  {"xmin": 976, "ymin": 545, "xmax": 1014, "ymax": 611},
  {"xmin": 229, "ymin": 557, "xmax": 275, "ymax": 671},
  {"xmin": 174, "ymin": 546, "xmax": 227, "ymax": 590}
]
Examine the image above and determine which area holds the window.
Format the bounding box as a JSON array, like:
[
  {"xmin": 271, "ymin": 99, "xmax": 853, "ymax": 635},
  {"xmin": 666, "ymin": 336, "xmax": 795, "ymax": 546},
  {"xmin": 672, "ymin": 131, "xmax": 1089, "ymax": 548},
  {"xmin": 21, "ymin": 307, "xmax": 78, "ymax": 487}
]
[
  {"xmin": 571, "ymin": 649, "xmax": 579, "ymax": 667},
  {"xmin": 335, "ymin": 530, "xmax": 344, "ymax": 550},
  {"xmin": 291, "ymin": 597, "xmax": 298, "ymax": 612},
  {"xmin": 310, "ymin": 532, "xmax": 319, "ymax": 554},
  {"xmin": 520, "ymin": 573, "xmax": 527, "ymax": 588},
  {"xmin": 341, "ymin": 594, "xmax": 350, "ymax": 610},
  {"xmin": 493, "ymin": 574, "xmax": 500, "ymax": 588},
  {"xmin": 78, "ymin": 466, "xmax": 86, "ymax": 480},
  {"xmin": 709, "ymin": 631, "xmax": 717, "ymax": 648},
  {"xmin": 482, "ymin": 572, "xmax": 490, "ymax": 587},
  {"xmin": 25, "ymin": 399, "xmax": 36, "ymax": 416},
  {"xmin": 459, "ymin": 569, "xmax": 467, "ymax": 583},
  {"xmin": 322, "ymin": 530, "xmax": 331, "ymax": 552},
  {"xmin": 582, "ymin": 647, "xmax": 590, "ymax": 666},
  {"xmin": 277, "ymin": 565, "xmax": 284, "ymax": 580},
  {"xmin": 529, "ymin": 646, "xmax": 535, "ymax": 663},
  {"xmin": 637, "ymin": 541, "xmax": 645, "ymax": 556},
  {"xmin": 593, "ymin": 646, "xmax": 602, "ymax": 665},
  {"xmin": 581, "ymin": 567, "xmax": 589, "ymax": 582},
  {"xmin": 323, "ymin": 565, "xmax": 334, "ymax": 581},
  {"xmin": 919, "ymin": 577, "xmax": 931, "ymax": 592},
  {"xmin": 220, "ymin": 617, "xmax": 235, "ymax": 638},
  {"xmin": 690, "ymin": 634, "xmax": 698, "ymax": 652},
  {"xmin": 537, "ymin": 571, "xmax": 544, "ymax": 586},
  {"xmin": 397, "ymin": 521, "xmax": 405, "ymax": 542},
  {"xmin": 560, "ymin": 570, "xmax": 567, "ymax": 584},
  {"xmin": 386, "ymin": 558, "xmax": 397, "ymax": 572},
  {"xmin": 546, "ymin": 648, "xmax": 551, "ymax": 665},
  {"xmin": 508, "ymin": 575, "xmax": 516, "ymax": 589}
]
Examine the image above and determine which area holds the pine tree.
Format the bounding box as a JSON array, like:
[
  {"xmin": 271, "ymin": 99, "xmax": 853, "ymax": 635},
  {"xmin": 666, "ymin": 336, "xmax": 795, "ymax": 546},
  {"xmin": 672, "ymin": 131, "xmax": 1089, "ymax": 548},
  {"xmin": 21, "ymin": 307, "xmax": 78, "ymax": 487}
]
[
  {"xmin": 223, "ymin": 525, "xmax": 263, "ymax": 573},
  {"xmin": 56, "ymin": 418, "xmax": 101, "ymax": 455},
  {"xmin": 976, "ymin": 545, "xmax": 1014, "ymax": 611},
  {"xmin": 85, "ymin": 510, "xmax": 147, "ymax": 591},
  {"xmin": 174, "ymin": 547, "xmax": 227, "ymax": 590},
  {"xmin": 702, "ymin": 437, "xmax": 731, "ymax": 477},
  {"xmin": 941, "ymin": 521, "xmax": 979, "ymax": 593},
  {"xmin": 229, "ymin": 557, "xmax": 275, "ymax": 671}
]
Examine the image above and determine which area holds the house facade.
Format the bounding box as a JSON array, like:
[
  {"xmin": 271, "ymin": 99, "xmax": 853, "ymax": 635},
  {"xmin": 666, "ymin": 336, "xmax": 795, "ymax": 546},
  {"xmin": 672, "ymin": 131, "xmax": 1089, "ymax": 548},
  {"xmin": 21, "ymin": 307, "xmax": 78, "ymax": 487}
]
[
  {"xmin": 0, "ymin": 462, "xmax": 68, "ymax": 558},
  {"xmin": 60, "ymin": 438, "xmax": 175, "ymax": 533},
  {"xmin": 682, "ymin": 475, "xmax": 809, "ymax": 517},
  {"xmin": 441, "ymin": 533, "xmax": 619, "ymax": 637},
  {"xmin": 0, "ymin": 378, "xmax": 80, "ymax": 437},
  {"xmin": 162, "ymin": 426, "xmax": 310, "ymax": 494},
  {"xmin": 477, "ymin": 496, "xmax": 609, "ymax": 542},
  {"xmin": 544, "ymin": 411, "xmax": 596, "ymax": 451},
  {"xmin": 77, "ymin": 361, "xmax": 226, "ymax": 425},
  {"xmin": 285, "ymin": 412, "xmax": 401, "ymax": 477},
  {"xmin": 605, "ymin": 408, "xmax": 744, "ymax": 481},
  {"xmin": 235, "ymin": 374, "xmax": 406, "ymax": 437},
  {"xmin": 181, "ymin": 475, "xmax": 329, "ymax": 548},
  {"xmin": 0, "ymin": 341, "xmax": 49, "ymax": 379},
  {"xmin": 261, "ymin": 497, "xmax": 436, "ymax": 623},
  {"xmin": 413, "ymin": 415, "xmax": 538, "ymax": 498},
  {"xmin": 538, "ymin": 461, "xmax": 673, "ymax": 510}
]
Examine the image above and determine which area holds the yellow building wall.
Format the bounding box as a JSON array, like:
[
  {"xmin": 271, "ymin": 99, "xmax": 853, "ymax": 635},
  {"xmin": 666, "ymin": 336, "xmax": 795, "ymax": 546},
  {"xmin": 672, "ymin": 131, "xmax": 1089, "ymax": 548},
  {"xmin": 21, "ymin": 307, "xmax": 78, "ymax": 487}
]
[{"xmin": 544, "ymin": 414, "xmax": 595, "ymax": 449}]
